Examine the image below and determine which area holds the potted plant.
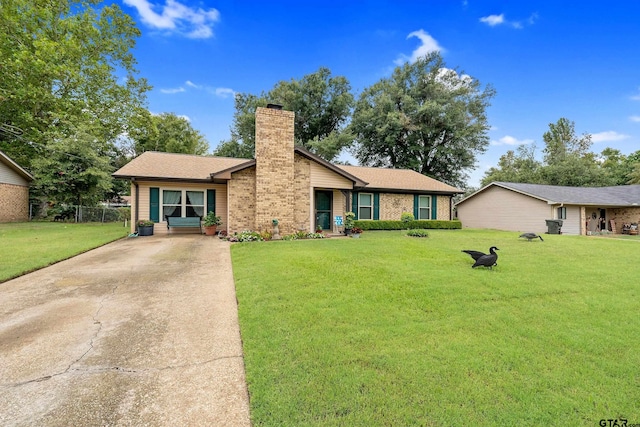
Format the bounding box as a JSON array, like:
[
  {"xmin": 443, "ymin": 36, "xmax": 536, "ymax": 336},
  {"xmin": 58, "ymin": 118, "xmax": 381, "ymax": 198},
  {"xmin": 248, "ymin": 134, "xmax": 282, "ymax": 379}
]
[
  {"xmin": 137, "ymin": 219, "xmax": 155, "ymax": 236},
  {"xmin": 344, "ymin": 211, "xmax": 356, "ymax": 235},
  {"xmin": 351, "ymin": 226, "xmax": 363, "ymax": 238},
  {"xmin": 203, "ymin": 212, "xmax": 222, "ymax": 236}
]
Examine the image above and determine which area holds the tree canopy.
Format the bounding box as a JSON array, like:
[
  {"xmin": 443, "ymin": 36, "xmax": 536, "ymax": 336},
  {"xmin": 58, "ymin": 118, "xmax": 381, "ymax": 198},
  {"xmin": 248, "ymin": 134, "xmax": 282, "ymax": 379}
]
[
  {"xmin": 133, "ymin": 113, "xmax": 209, "ymax": 156},
  {"xmin": 349, "ymin": 52, "xmax": 496, "ymax": 188},
  {"xmin": 214, "ymin": 67, "xmax": 354, "ymax": 161},
  {"xmin": 481, "ymin": 117, "xmax": 640, "ymax": 188},
  {"xmin": 0, "ymin": 0, "xmax": 151, "ymax": 205}
]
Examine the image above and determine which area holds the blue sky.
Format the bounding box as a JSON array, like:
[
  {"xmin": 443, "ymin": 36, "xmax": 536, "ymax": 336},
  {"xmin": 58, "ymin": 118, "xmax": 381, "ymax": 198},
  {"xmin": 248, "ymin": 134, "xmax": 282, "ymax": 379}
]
[{"xmin": 120, "ymin": 0, "xmax": 640, "ymax": 187}]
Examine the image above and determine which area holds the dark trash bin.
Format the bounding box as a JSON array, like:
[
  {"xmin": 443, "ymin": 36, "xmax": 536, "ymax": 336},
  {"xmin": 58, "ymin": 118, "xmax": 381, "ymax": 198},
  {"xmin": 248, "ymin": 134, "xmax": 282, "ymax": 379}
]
[{"xmin": 545, "ymin": 219, "xmax": 563, "ymax": 234}]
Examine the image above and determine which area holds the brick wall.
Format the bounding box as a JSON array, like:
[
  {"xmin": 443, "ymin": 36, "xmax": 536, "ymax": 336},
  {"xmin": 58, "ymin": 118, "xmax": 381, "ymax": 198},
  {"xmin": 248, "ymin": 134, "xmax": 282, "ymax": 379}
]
[
  {"xmin": 436, "ymin": 195, "xmax": 451, "ymax": 220},
  {"xmin": 379, "ymin": 194, "xmax": 451, "ymax": 220},
  {"xmin": 294, "ymin": 154, "xmax": 311, "ymax": 231},
  {"xmin": 228, "ymin": 167, "xmax": 256, "ymax": 233},
  {"xmin": 0, "ymin": 183, "xmax": 29, "ymax": 222},
  {"xmin": 380, "ymin": 193, "xmax": 413, "ymax": 220},
  {"xmin": 255, "ymin": 107, "xmax": 297, "ymax": 235},
  {"xmin": 608, "ymin": 207, "xmax": 640, "ymax": 233}
]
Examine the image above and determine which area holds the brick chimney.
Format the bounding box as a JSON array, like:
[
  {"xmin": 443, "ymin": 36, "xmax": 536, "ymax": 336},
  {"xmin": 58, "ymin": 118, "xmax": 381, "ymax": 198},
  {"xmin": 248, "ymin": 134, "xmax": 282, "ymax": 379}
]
[{"xmin": 254, "ymin": 105, "xmax": 296, "ymax": 234}]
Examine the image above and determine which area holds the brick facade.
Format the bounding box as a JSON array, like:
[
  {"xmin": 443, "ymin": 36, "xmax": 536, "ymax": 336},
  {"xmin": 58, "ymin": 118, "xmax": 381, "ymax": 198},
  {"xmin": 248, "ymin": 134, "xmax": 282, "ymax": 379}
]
[
  {"xmin": 293, "ymin": 154, "xmax": 311, "ymax": 231},
  {"xmin": 228, "ymin": 167, "xmax": 257, "ymax": 233},
  {"xmin": 378, "ymin": 193, "xmax": 451, "ymax": 221},
  {"xmin": 436, "ymin": 195, "xmax": 451, "ymax": 220},
  {"xmin": 380, "ymin": 193, "xmax": 413, "ymax": 220},
  {"xmin": 255, "ymin": 107, "xmax": 297, "ymax": 235},
  {"xmin": 0, "ymin": 183, "xmax": 29, "ymax": 222}
]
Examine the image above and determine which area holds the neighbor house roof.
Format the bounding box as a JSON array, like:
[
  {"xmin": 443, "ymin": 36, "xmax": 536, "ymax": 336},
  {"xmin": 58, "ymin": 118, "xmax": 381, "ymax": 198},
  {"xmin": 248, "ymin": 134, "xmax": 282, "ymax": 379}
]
[
  {"xmin": 112, "ymin": 151, "xmax": 249, "ymax": 182},
  {"xmin": 0, "ymin": 150, "xmax": 33, "ymax": 181},
  {"xmin": 338, "ymin": 165, "xmax": 463, "ymax": 194},
  {"xmin": 457, "ymin": 181, "xmax": 640, "ymax": 207}
]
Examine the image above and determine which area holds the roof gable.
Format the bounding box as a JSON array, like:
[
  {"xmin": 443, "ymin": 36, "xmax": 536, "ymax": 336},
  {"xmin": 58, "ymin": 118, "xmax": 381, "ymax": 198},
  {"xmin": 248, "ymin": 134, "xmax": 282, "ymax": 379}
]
[{"xmin": 0, "ymin": 150, "xmax": 33, "ymax": 182}]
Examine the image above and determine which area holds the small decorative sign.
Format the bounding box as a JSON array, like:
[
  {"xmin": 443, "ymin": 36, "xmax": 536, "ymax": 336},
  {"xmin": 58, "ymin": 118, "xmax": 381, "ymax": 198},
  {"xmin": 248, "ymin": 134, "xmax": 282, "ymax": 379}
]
[{"xmin": 334, "ymin": 216, "xmax": 343, "ymax": 226}]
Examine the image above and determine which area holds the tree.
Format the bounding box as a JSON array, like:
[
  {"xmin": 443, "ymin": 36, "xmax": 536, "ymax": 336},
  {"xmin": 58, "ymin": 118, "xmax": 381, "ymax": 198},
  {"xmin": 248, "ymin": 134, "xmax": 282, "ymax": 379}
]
[
  {"xmin": 481, "ymin": 118, "xmax": 624, "ymax": 187},
  {"xmin": 0, "ymin": 0, "xmax": 150, "ymax": 170},
  {"xmin": 542, "ymin": 117, "xmax": 592, "ymax": 165},
  {"xmin": 213, "ymin": 67, "xmax": 354, "ymax": 161},
  {"xmin": 350, "ymin": 52, "xmax": 496, "ymax": 188},
  {"xmin": 134, "ymin": 113, "xmax": 209, "ymax": 155},
  {"xmin": 30, "ymin": 124, "xmax": 114, "ymax": 206},
  {"xmin": 480, "ymin": 144, "xmax": 542, "ymax": 187},
  {"xmin": 539, "ymin": 118, "xmax": 613, "ymax": 186}
]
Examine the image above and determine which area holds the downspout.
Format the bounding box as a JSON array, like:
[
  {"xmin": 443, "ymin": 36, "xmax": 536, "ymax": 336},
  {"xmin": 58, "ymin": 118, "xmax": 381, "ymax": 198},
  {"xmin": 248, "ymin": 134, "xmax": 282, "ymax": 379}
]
[
  {"xmin": 133, "ymin": 179, "xmax": 139, "ymax": 231},
  {"xmin": 450, "ymin": 195, "xmax": 453, "ymax": 220}
]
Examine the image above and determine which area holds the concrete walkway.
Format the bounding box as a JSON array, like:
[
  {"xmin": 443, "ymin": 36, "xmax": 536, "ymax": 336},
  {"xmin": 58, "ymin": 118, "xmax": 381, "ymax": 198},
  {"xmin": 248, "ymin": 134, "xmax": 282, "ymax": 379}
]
[{"xmin": 0, "ymin": 234, "xmax": 251, "ymax": 426}]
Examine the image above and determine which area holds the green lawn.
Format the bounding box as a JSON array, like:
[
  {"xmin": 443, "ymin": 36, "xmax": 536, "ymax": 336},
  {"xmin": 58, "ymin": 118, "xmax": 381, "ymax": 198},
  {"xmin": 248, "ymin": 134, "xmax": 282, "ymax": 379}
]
[
  {"xmin": 233, "ymin": 230, "xmax": 640, "ymax": 426},
  {"xmin": 0, "ymin": 221, "xmax": 129, "ymax": 282}
]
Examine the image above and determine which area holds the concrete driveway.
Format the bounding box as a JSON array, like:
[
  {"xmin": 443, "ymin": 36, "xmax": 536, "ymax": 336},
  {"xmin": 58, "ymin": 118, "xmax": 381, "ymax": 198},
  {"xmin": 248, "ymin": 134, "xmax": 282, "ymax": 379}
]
[{"xmin": 0, "ymin": 234, "xmax": 251, "ymax": 426}]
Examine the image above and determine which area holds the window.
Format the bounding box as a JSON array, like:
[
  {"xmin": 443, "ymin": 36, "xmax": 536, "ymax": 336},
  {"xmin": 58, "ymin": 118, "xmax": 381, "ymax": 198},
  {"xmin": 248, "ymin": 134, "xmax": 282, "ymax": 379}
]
[
  {"xmin": 418, "ymin": 195, "xmax": 431, "ymax": 219},
  {"xmin": 162, "ymin": 189, "xmax": 205, "ymax": 219},
  {"xmin": 557, "ymin": 206, "xmax": 566, "ymax": 220},
  {"xmin": 358, "ymin": 193, "xmax": 373, "ymax": 220}
]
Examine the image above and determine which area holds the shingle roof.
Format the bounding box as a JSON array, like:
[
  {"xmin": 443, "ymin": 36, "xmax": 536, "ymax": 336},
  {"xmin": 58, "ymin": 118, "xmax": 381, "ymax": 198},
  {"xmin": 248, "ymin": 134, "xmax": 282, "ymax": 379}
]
[
  {"xmin": 113, "ymin": 150, "xmax": 463, "ymax": 194},
  {"xmin": 0, "ymin": 150, "xmax": 33, "ymax": 181},
  {"xmin": 459, "ymin": 181, "xmax": 640, "ymax": 206},
  {"xmin": 338, "ymin": 165, "xmax": 463, "ymax": 194},
  {"xmin": 112, "ymin": 151, "xmax": 250, "ymax": 181}
]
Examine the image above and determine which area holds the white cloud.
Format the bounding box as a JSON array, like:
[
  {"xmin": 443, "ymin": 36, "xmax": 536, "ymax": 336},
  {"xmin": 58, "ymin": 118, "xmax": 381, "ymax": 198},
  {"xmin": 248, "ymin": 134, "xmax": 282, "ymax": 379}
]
[
  {"xmin": 213, "ymin": 87, "xmax": 235, "ymax": 98},
  {"xmin": 480, "ymin": 12, "xmax": 536, "ymax": 29},
  {"xmin": 590, "ymin": 131, "xmax": 630, "ymax": 143},
  {"xmin": 395, "ymin": 29, "xmax": 444, "ymax": 65},
  {"xmin": 160, "ymin": 86, "xmax": 185, "ymax": 94},
  {"xmin": 480, "ymin": 14, "xmax": 505, "ymax": 26},
  {"xmin": 630, "ymin": 115, "xmax": 640, "ymax": 122},
  {"xmin": 165, "ymin": 80, "xmax": 235, "ymax": 98},
  {"xmin": 490, "ymin": 135, "xmax": 534, "ymax": 146},
  {"xmin": 631, "ymin": 90, "xmax": 640, "ymax": 101},
  {"xmin": 123, "ymin": 0, "xmax": 220, "ymax": 39}
]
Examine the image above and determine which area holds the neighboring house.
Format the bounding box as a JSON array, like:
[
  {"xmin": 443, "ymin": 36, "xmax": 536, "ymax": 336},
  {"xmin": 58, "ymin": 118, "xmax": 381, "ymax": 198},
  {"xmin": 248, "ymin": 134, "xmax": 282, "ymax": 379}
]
[
  {"xmin": 0, "ymin": 150, "xmax": 33, "ymax": 222},
  {"xmin": 113, "ymin": 106, "xmax": 463, "ymax": 235},
  {"xmin": 455, "ymin": 181, "xmax": 640, "ymax": 235}
]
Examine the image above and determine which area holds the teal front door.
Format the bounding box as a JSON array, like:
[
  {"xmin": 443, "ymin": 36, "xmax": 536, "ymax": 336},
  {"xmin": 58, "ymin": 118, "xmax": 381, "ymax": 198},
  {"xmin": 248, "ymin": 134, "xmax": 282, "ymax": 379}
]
[{"xmin": 315, "ymin": 190, "xmax": 332, "ymax": 231}]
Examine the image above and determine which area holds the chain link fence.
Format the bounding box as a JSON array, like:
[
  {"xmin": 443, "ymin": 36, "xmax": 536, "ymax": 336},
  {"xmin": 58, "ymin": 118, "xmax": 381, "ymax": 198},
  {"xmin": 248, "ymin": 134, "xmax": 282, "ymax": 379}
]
[{"xmin": 30, "ymin": 204, "xmax": 130, "ymax": 223}]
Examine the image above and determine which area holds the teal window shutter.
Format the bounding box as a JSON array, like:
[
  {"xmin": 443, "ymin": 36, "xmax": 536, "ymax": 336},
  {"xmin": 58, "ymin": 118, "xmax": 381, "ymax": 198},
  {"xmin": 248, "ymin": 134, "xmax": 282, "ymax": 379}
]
[
  {"xmin": 207, "ymin": 189, "xmax": 216, "ymax": 215},
  {"xmin": 413, "ymin": 194, "xmax": 419, "ymax": 219},
  {"xmin": 431, "ymin": 195, "xmax": 437, "ymax": 219},
  {"xmin": 373, "ymin": 193, "xmax": 380, "ymax": 220},
  {"xmin": 150, "ymin": 187, "xmax": 159, "ymax": 222},
  {"xmin": 352, "ymin": 192, "xmax": 358, "ymax": 220}
]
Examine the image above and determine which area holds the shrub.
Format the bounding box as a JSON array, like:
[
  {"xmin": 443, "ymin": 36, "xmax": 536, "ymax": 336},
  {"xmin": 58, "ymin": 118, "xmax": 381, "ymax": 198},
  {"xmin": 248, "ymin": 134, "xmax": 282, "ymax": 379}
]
[
  {"xmin": 400, "ymin": 212, "xmax": 415, "ymax": 223},
  {"xmin": 344, "ymin": 211, "xmax": 356, "ymax": 229},
  {"xmin": 353, "ymin": 220, "xmax": 461, "ymax": 230},
  {"xmin": 282, "ymin": 231, "xmax": 326, "ymax": 240},
  {"xmin": 227, "ymin": 230, "xmax": 264, "ymax": 242},
  {"xmin": 259, "ymin": 230, "xmax": 273, "ymax": 241},
  {"xmin": 407, "ymin": 229, "xmax": 430, "ymax": 238}
]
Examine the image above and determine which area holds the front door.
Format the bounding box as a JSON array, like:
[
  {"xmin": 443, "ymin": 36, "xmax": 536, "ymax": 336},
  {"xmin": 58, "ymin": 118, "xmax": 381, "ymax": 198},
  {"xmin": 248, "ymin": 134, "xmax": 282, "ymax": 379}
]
[{"xmin": 315, "ymin": 190, "xmax": 332, "ymax": 231}]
